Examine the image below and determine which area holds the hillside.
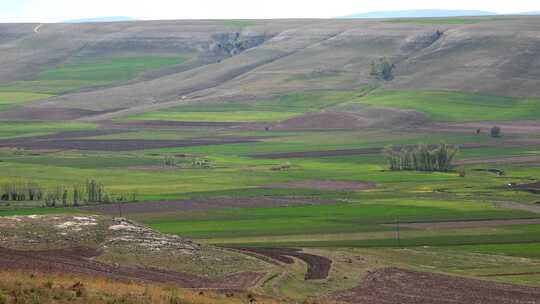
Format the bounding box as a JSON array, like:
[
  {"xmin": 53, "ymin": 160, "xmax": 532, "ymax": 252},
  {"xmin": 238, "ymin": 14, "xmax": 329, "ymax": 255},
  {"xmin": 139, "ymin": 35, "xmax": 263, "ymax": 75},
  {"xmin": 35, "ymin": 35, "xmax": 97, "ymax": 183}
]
[
  {"xmin": 1, "ymin": 17, "xmax": 540, "ymax": 122},
  {"xmin": 341, "ymin": 10, "xmax": 496, "ymax": 19}
]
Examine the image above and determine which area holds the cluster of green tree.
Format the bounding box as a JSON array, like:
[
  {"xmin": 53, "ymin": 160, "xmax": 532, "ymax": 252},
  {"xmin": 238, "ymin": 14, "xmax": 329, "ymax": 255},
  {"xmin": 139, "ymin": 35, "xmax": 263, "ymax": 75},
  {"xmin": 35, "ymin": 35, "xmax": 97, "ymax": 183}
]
[
  {"xmin": 0, "ymin": 179, "xmax": 137, "ymax": 207},
  {"xmin": 383, "ymin": 143, "xmax": 459, "ymax": 172},
  {"xmin": 162, "ymin": 155, "xmax": 177, "ymax": 167},
  {"xmin": 370, "ymin": 58, "xmax": 395, "ymax": 81},
  {"xmin": 0, "ymin": 181, "xmax": 43, "ymax": 201}
]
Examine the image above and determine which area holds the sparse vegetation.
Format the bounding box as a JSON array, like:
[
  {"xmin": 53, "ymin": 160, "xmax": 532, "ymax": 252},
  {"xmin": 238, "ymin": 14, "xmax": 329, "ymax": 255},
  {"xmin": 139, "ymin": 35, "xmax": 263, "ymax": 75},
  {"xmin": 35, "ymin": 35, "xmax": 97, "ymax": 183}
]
[{"xmin": 0, "ymin": 271, "xmax": 274, "ymax": 304}]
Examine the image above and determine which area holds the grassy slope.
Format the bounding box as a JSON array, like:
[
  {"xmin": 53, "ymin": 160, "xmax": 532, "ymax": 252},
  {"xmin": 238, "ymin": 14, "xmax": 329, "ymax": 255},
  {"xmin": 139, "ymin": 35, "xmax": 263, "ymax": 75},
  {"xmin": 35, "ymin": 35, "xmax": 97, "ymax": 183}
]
[
  {"xmin": 353, "ymin": 90, "xmax": 540, "ymax": 121},
  {"xmin": 0, "ymin": 121, "xmax": 97, "ymax": 139},
  {"xmin": 124, "ymin": 90, "xmax": 364, "ymax": 122},
  {"xmin": 0, "ymin": 92, "xmax": 51, "ymax": 111},
  {"xmin": 0, "ymin": 56, "xmax": 188, "ymax": 95}
]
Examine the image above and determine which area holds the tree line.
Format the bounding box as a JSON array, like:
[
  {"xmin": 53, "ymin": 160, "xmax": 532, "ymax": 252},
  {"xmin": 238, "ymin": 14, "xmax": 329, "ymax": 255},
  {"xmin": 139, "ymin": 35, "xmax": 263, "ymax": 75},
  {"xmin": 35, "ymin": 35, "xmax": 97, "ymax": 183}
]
[
  {"xmin": 383, "ymin": 143, "xmax": 459, "ymax": 172},
  {"xmin": 0, "ymin": 179, "xmax": 137, "ymax": 207}
]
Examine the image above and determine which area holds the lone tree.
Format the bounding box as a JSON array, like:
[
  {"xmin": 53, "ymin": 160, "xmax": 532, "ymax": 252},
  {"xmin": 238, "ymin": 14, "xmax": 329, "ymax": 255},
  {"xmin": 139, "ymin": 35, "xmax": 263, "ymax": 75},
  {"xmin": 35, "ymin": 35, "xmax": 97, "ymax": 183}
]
[
  {"xmin": 370, "ymin": 58, "xmax": 395, "ymax": 81},
  {"xmin": 490, "ymin": 126, "xmax": 501, "ymax": 138}
]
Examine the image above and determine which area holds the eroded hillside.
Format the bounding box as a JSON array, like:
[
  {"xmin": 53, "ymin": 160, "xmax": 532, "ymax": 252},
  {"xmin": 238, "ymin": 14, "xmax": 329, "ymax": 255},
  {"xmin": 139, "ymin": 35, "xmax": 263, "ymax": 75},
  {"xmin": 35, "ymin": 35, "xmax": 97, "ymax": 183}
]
[{"xmin": 1, "ymin": 17, "xmax": 540, "ymax": 121}]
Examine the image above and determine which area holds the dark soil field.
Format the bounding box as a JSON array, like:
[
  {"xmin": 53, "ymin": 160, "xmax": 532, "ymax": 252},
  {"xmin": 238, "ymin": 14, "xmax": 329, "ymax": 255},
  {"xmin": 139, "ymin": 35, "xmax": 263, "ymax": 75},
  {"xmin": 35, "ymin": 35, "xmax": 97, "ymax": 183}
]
[
  {"xmin": 331, "ymin": 268, "xmax": 540, "ymax": 304},
  {"xmin": 233, "ymin": 248, "xmax": 332, "ymax": 280},
  {"xmin": 0, "ymin": 137, "xmax": 257, "ymax": 151},
  {"xmin": 0, "ymin": 107, "xmax": 125, "ymax": 121},
  {"xmin": 251, "ymin": 141, "xmax": 540, "ymax": 159},
  {"xmin": 82, "ymin": 197, "xmax": 336, "ymax": 215},
  {"xmin": 0, "ymin": 246, "xmax": 262, "ymax": 289},
  {"xmin": 106, "ymin": 120, "xmax": 257, "ymax": 129},
  {"xmin": 385, "ymin": 218, "xmax": 540, "ymax": 230},
  {"xmin": 266, "ymin": 180, "xmax": 375, "ymax": 191}
]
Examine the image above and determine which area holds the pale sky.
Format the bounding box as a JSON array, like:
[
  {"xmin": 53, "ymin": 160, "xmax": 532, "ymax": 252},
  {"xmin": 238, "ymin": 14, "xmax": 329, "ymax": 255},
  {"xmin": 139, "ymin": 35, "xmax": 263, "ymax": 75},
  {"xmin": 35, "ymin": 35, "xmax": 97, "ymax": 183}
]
[{"xmin": 1, "ymin": 0, "xmax": 540, "ymax": 23}]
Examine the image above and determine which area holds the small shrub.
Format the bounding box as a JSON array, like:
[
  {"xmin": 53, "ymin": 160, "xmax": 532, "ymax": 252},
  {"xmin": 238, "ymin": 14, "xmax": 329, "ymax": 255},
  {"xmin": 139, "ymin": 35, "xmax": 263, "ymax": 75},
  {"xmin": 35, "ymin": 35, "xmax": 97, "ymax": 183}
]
[
  {"xmin": 458, "ymin": 167, "xmax": 466, "ymax": 177},
  {"xmin": 370, "ymin": 58, "xmax": 395, "ymax": 81},
  {"xmin": 491, "ymin": 126, "xmax": 501, "ymax": 137}
]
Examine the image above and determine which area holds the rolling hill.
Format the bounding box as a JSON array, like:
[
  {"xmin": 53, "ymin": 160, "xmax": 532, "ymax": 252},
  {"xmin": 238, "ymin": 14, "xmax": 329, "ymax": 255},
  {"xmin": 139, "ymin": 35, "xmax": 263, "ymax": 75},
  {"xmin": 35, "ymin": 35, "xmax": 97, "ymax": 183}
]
[
  {"xmin": 1, "ymin": 17, "xmax": 540, "ymax": 122},
  {"xmin": 341, "ymin": 9, "xmax": 496, "ymax": 19}
]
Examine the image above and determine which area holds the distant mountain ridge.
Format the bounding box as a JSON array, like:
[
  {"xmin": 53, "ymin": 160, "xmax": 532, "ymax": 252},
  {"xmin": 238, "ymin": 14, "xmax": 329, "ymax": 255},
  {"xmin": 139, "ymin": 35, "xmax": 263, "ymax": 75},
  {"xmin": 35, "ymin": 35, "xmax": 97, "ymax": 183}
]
[
  {"xmin": 64, "ymin": 16, "xmax": 137, "ymax": 23},
  {"xmin": 341, "ymin": 9, "xmax": 497, "ymax": 19}
]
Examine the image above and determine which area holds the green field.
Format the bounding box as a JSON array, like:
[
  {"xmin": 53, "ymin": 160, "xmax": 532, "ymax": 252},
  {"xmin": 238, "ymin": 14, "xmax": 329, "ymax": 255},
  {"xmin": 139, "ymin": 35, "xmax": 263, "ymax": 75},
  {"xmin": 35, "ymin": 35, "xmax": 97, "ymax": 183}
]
[
  {"xmin": 0, "ymin": 56, "xmax": 188, "ymax": 94},
  {"xmin": 124, "ymin": 90, "xmax": 366, "ymax": 122},
  {"xmin": 1, "ymin": 86, "xmax": 540, "ymax": 292},
  {"xmin": 353, "ymin": 90, "xmax": 540, "ymax": 121},
  {"xmin": 0, "ymin": 92, "xmax": 51, "ymax": 111}
]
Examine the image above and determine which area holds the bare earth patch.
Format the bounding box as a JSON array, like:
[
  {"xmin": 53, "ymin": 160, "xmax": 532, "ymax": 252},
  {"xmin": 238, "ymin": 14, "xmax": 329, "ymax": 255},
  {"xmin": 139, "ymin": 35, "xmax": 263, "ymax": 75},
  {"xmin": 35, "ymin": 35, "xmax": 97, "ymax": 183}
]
[
  {"xmin": 455, "ymin": 155, "xmax": 540, "ymax": 165},
  {"xmin": 266, "ymin": 180, "xmax": 375, "ymax": 191},
  {"xmin": 496, "ymin": 202, "xmax": 540, "ymax": 214},
  {"xmin": 0, "ymin": 137, "xmax": 257, "ymax": 151},
  {"xmin": 0, "ymin": 246, "xmax": 262, "ymax": 289},
  {"xmin": 81, "ymin": 197, "xmax": 336, "ymax": 215},
  {"xmin": 424, "ymin": 121, "xmax": 540, "ymax": 135},
  {"xmin": 0, "ymin": 215, "xmax": 266, "ymax": 289},
  {"xmin": 233, "ymin": 248, "xmax": 332, "ymax": 280},
  {"xmin": 250, "ymin": 141, "xmax": 540, "ymax": 159},
  {"xmin": 104, "ymin": 120, "xmax": 257, "ymax": 129},
  {"xmin": 383, "ymin": 218, "xmax": 540, "ymax": 230},
  {"xmin": 0, "ymin": 107, "xmax": 124, "ymax": 121},
  {"xmin": 273, "ymin": 112, "xmax": 371, "ymax": 130},
  {"xmin": 330, "ymin": 268, "xmax": 540, "ymax": 304}
]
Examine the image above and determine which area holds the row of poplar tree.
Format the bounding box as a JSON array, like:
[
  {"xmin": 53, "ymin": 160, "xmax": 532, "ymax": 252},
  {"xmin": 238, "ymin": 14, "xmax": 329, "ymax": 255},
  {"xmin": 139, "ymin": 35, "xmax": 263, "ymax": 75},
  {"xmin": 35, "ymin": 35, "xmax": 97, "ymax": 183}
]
[
  {"xmin": 383, "ymin": 143, "xmax": 459, "ymax": 172},
  {"xmin": 0, "ymin": 179, "xmax": 137, "ymax": 207}
]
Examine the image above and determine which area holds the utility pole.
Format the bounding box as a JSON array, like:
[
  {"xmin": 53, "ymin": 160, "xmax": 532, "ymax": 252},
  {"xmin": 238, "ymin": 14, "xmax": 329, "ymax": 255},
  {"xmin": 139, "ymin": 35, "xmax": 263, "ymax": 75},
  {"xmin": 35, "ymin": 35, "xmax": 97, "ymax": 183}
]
[
  {"xmin": 395, "ymin": 217, "xmax": 401, "ymax": 247},
  {"xmin": 118, "ymin": 201, "xmax": 123, "ymax": 218}
]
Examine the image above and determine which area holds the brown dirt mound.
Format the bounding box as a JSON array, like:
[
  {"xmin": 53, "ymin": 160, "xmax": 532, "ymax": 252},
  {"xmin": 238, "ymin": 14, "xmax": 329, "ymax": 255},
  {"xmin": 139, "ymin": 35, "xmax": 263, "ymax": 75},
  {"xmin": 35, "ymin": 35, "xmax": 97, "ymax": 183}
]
[
  {"xmin": 0, "ymin": 246, "xmax": 262, "ymax": 289},
  {"xmin": 81, "ymin": 197, "xmax": 336, "ymax": 215},
  {"xmin": 384, "ymin": 218, "xmax": 540, "ymax": 230},
  {"xmin": 273, "ymin": 112, "xmax": 371, "ymax": 130},
  {"xmin": 234, "ymin": 248, "xmax": 332, "ymax": 280},
  {"xmin": 266, "ymin": 180, "xmax": 375, "ymax": 191},
  {"xmin": 331, "ymin": 268, "xmax": 540, "ymax": 304}
]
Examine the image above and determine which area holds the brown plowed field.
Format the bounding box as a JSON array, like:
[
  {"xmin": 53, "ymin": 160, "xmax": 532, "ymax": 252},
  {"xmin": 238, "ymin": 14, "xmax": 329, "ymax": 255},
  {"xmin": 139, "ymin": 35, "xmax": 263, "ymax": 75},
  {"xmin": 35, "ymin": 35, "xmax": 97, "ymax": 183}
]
[
  {"xmin": 234, "ymin": 248, "xmax": 331, "ymax": 280},
  {"xmin": 455, "ymin": 155, "xmax": 540, "ymax": 165},
  {"xmin": 0, "ymin": 137, "xmax": 257, "ymax": 151},
  {"xmin": 250, "ymin": 141, "xmax": 540, "ymax": 159},
  {"xmin": 266, "ymin": 180, "xmax": 375, "ymax": 191},
  {"xmin": 105, "ymin": 120, "xmax": 257, "ymax": 128},
  {"xmin": 424, "ymin": 121, "xmax": 540, "ymax": 135},
  {"xmin": 384, "ymin": 218, "xmax": 540, "ymax": 230},
  {"xmin": 331, "ymin": 268, "xmax": 540, "ymax": 304},
  {"xmin": 81, "ymin": 197, "xmax": 335, "ymax": 215},
  {"xmin": 0, "ymin": 246, "xmax": 262, "ymax": 289},
  {"xmin": 0, "ymin": 107, "xmax": 124, "ymax": 121}
]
